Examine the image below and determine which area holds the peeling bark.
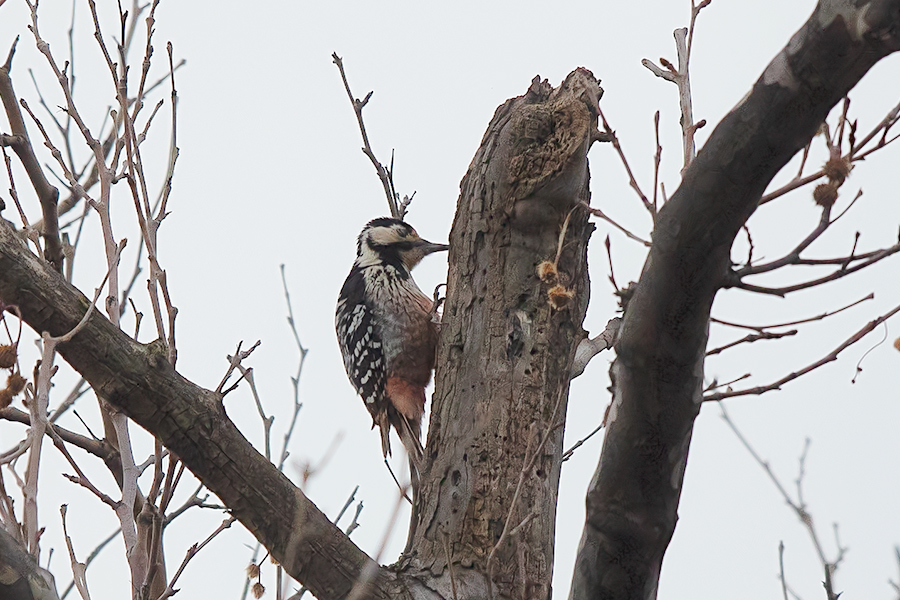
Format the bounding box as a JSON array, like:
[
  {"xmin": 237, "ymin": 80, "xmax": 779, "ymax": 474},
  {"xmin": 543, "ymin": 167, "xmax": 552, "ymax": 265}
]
[{"xmin": 570, "ymin": 2, "xmax": 900, "ymax": 599}]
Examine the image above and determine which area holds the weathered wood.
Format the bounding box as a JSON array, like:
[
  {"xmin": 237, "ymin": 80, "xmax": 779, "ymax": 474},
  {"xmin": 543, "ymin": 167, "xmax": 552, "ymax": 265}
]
[{"xmin": 409, "ymin": 69, "xmax": 601, "ymax": 599}]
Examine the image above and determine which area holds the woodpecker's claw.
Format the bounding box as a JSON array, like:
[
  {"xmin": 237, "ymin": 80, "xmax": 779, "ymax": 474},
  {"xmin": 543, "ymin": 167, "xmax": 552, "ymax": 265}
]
[{"xmin": 430, "ymin": 283, "xmax": 446, "ymax": 320}]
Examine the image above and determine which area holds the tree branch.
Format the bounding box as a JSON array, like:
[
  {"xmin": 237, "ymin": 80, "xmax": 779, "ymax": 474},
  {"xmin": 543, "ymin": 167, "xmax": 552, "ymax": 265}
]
[
  {"xmin": 0, "ymin": 38, "xmax": 63, "ymax": 271},
  {"xmin": 332, "ymin": 53, "xmax": 404, "ymax": 219},
  {"xmin": 570, "ymin": 3, "xmax": 900, "ymax": 598},
  {"xmin": 0, "ymin": 220, "xmax": 406, "ymax": 600},
  {"xmin": 705, "ymin": 299, "xmax": 900, "ymax": 401}
]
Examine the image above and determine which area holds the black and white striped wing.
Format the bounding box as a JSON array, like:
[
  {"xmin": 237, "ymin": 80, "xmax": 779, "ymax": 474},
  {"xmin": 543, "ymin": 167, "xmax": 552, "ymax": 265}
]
[{"xmin": 336, "ymin": 268, "xmax": 385, "ymax": 416}]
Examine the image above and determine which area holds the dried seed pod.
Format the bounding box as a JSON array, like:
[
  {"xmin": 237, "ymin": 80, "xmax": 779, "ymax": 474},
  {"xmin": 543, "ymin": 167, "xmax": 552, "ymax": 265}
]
[
  {"xmin": 547, "ymin": 284, "xmax": 575, "ymax": 310},
  {"xmin": 823, "ymin": 157, "xmax": 851, "ymax": 185},
  {"xmin": 6, "ymin": 373, "xmax": 25, "ymax": 396},
  {"xmin": 0, "ymin": 389, "xmax": 12, "ymax": 409},
  {"xmin": 813, "ymin": 182, "xmax": 838, "ymax": 207},
  {"xmin": 536, "ymin": 260, "xmax": 558, "ymax": 285},
  {"xmin": 246, "ymin": 563, "xmax": 260, "ymax": 579},
  {"xmin": 0, "ymin": 344, "xmax": 16, "ymax": 369},
  {"xmin": 251, "ymin": 582, "xmax": 266, "ymax": 599}
]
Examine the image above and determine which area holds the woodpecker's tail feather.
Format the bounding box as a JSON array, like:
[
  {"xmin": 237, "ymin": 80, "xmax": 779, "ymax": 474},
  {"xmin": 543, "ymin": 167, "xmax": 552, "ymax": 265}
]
[
  {"xmin": 375, "ymin": 412, "xmax": 392, "ymax": 459},
  {"xmin": 396, "ymin": 413, "xmax": 424, "ymax": 473}
]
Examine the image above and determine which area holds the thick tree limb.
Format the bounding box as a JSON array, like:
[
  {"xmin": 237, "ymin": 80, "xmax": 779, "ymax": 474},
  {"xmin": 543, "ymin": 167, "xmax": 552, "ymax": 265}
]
[
  {"xmin": 0, "ymin": 527, "xmax": 60, "ymax": 600},
  {"xmin": 0, "ymin": 221, "xmax": 406, "ymax": 600},
  {"xmin": 570, "ymin": 3, "xmax": 900, "ymax": 599}
]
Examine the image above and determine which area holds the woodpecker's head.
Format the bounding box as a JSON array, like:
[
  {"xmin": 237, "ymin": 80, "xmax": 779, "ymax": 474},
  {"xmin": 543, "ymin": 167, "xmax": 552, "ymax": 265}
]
[{"xmin": 355, "ymin": 217, "xmax": 448, "ymax": 271}]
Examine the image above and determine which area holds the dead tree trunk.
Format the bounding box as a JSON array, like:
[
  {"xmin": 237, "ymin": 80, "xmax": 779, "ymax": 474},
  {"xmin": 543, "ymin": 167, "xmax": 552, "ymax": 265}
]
[{"xmin": 407, "ymin": 69, "xmax": 601, "ymax": 598}]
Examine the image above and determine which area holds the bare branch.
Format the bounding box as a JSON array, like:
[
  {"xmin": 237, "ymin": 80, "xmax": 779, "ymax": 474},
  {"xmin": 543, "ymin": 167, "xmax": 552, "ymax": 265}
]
[
  {"xmin": 0, "ymin": 37, "xmax": 63, "ymax": 270},
  {"xmin": 642, "ymin": 0, "xmax": 709, "ymax": 170},
  {"xmin": 596, "ymin": 107, "xmax": 654, "ymax": 216},
  {"xmin": 711, "ymin": 293, "xmax": 873, "ymax": 332},
  {"xmin": 779, "ymin": 541, "xmax": 789, "ymax": 600},
  {"xmin": 60, "ymin": 528, "xmax": 120, "ymax": 600},
  {"xmin": 705, "ymin": 329, "xmax": 797, "ymax": 356},
  {"xmin": 561, "ymin": 420, "xmax": 605, "ymax": 462},
  {"xmin": 706, "ymin": 300, "xmax": 900, "ymax": 401},
  {"xmin": 278, "ymin": 265, "xmax": 308, "ymax": 471},
  {"xmin": 720, "ymin": 408, "xmax": 846, "ymax": 598},
  {"xmin": 332, "ymin": 53, "xmax": 402, "ymax": 219},
  {"xmin": 583, "ymin": 202, "xmax": 651, "ymax": 247},
  {"xmin": 155, "ymin": 517, "xmax": 235, "ymax": 600},
  {"xmin": 570, "ymin": 317, "xmax": 621, "ymax": 378},
  {"xmin": 0, "ymin": 221, "xmax": 402, "ymax": 598},
  {"xmin": 61, "ymin": 505, "xmax": 91, "ymax": 600},
  {"xmin": 0, "ymin": 406, "xmax": 111, "ymax": 459},
  {"xmin": 730, "ymin": 239, "xmax": 900, "ymax": 296}
]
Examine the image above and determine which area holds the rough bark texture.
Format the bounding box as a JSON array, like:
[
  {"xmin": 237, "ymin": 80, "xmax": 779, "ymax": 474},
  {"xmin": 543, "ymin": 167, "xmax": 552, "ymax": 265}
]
[
  {"xmin": 0, "ymin": 223, "xmax": 405, "ymax": 600},
  {"xmin": 406, "ymin": 69, "xmax": 600, "ymax": 599},
  {"xmin": 569, "ymin": 3, "xmax": 900, "ymax": 599},
  {"xmin": 0, "ymin": 527, "xmax": 59, "ymax": 600}
]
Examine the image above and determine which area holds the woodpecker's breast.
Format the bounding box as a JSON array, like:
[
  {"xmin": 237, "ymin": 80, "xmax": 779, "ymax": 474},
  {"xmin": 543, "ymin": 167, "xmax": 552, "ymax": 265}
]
[{"xmin": 362, "ymin": 265, "xmax": 438, "ymax": 382}]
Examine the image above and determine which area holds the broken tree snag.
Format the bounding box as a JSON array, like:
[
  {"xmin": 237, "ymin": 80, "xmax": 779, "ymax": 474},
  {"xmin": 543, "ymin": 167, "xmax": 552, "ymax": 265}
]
[
  {"xmin": 570, "ymin": 2, "xmax": 900, "ymax": 600},
  {"xmin": 410, "ymin": 69, "xmax": 601, "ymax": 598}
]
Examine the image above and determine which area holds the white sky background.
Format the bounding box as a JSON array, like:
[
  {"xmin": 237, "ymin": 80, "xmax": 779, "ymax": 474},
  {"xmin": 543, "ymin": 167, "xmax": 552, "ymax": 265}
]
[{"xmin": 1, "ymin": 1, "xmax": 899, "ymax": 599}]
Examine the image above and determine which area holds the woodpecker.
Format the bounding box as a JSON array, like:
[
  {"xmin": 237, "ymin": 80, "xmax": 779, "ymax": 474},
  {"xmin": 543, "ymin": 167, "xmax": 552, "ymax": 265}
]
[{"xmin": 336, "ymin": 217, "xmax": 448, "ymax": 468}]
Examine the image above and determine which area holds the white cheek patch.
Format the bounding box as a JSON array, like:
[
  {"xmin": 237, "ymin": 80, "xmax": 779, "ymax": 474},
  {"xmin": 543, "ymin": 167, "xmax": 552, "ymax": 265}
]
[{"xmin": 367, "ymin": 225, "xmax": 419, "ymax": 248}]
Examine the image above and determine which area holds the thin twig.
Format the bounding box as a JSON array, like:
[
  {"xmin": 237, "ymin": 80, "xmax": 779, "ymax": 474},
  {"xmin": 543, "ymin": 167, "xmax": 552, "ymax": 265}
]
[
  {"xmin": 562, "ymin": 422, "xmax": 604, "ymax": 462},
  {"xmin": 155, "ymin": 517, "xmax": 236, "ymax": 600},
  {"xmin": 705, "ymin": 300, "xmax": 900, "ymax": 401},
  {"xmin": 705, "ymin": 329, "xmax": 797, "ymax": 356},
  {"xmin": 278, "ymin": 265, "xmax": 308, "ymax": 471},
  {"xmin": 332, "ymin": 52, "xmax": 402, "ymax": 218},
  {"xmin": 703, "ymin": 373, "xmax": 752, "ymax": 393},
  {"xmin": 60, "ymin": 505, "xmax": 92, "ymax": 600},
  {"xmin": 779, "ymin": 541, "xmax": 789, "ymax": 600},
  {"xmin": 652, "ymin": 111, "xmax": 662, "ymax": 213},
  {"xmin": 760, "ymin": 97, "xmax": 900, "ymax": 206},
  {"xmin": 721, "ymin": 409, "xmax": 846, "ymax": 599},
  {"xmin": 596, "ymin": 107, "xmax": 654, "ymax": 216},
  {"xmin": 710, "ymin": 294, "xmax": 873, "ymax": 332},
  {"xmin": 582, "ymin": 202, "xmax": 651, "ymax": 247},
  {"xmin": 60, "ymin": 528, "xmax": 119, "ymax": 600},
  {"xmin": 731, "ymin": 240, "xmax": 900, "ymax": 296}
]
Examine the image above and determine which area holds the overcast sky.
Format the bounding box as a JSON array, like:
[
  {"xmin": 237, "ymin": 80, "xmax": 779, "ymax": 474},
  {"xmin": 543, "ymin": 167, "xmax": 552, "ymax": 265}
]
[{"xmin": 1, "ymin": 1, "xmax": 899, "ymax": 599}]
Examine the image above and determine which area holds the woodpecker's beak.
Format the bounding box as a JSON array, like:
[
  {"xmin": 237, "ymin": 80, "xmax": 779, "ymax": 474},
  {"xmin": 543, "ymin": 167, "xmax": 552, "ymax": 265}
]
[{"xmin": 417, "ymin": 240, "xmax": 449, "ymax": 255}]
